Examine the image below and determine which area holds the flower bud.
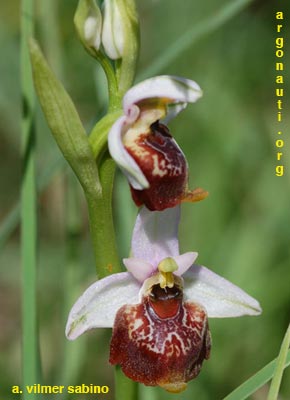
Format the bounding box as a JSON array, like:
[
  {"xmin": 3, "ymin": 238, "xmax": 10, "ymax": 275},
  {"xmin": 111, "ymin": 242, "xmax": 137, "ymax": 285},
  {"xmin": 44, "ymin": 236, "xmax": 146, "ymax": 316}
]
[
  {"xmin": 74, "ymin": 0, "xmax": 102, "ymax": 53},
  {"xmin": 102, "ymin": 0, "xmax": 125, "ymax": 59}
]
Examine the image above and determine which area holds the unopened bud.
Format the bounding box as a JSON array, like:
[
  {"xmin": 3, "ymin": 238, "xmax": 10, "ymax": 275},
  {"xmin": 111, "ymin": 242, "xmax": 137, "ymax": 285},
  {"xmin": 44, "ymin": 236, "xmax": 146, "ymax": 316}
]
[
  {"xmin": 74, "ymin": 0, "xmax": 102, "ymax": 53},
  {"xmin": 102, "ymin": 0, "xmax": 125, "ymax": 59}
]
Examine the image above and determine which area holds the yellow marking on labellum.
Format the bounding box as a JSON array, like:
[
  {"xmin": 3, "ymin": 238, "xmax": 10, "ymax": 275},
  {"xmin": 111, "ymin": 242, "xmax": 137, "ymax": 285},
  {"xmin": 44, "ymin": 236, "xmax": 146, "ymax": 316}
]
[
  {"xmin": 123, "ymin": 108, "xmax": 165, "ymax": 160},
  {"xmin": 152, "ymin": 155, "xmax": 167, "ymax": 177},
  {"xmin": 123, "ymin": 107, "xmax": 165, "ymax": 146}
]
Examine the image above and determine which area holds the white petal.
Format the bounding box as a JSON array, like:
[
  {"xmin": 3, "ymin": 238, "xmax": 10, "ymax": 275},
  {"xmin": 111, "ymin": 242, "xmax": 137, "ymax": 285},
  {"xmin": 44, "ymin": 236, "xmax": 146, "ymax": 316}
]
[
  {"xmin": 123, "ymin": 258, "xmax": 155, "ymax": 282},
  {"xmin": 123, "ymin": 75, "xmax": 202, "ymax": 117},
  {"xmin": 131, "ymin": 206, "xmax": 180, "ymax": 268},
  {"xmin": 162, "ymin": 103, "xmax": 187, "ymax": 124},
  {"xmin": 183, "ymin": 265, "xmax": 262, "ymax": 317},
  {"xmin": 173, "ymin": 252, "xmax": 198, "ymax": 276},
  {"xmin": 108, "ymin": 115, "xmax": 149, "ymax": 190},
  {"xmin": 65, "ymin": 272, "xmax": 140, "ymax": 339}
]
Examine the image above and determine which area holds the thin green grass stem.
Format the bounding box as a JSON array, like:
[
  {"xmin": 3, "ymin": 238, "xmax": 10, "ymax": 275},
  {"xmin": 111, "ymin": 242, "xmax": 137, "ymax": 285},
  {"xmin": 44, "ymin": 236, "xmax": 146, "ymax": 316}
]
[
  {"xmin": 40, "ymin": 0, "xmax": 63, "ymax": 76},
  {"xmin": 267, "ymin": 324, "xmax": 290, "ymax": 400},
  {"xmin": 223, "ymin": 349, "xmax": 290, "ymax": 400},
  {"xmin": 0, "ymin": 204, "xmax": 20, "ymax": 250},
  {"xmin": 115, "ymin": 365, "xmax": 138, "ymax": 400},
  {"xmin": 138, "ymin": 0, "xmax": 254, "ymax": 80},
  {"xmin": 21, "ymin": 0, "xmax": 40, "ymax": 395},
  {"xmin": 0, "ymin": 155, "xmax": 64, "ymax": 252},
  {"xmin": 60, "ymin": 174, "xmax": 87, "ymax": 395}
]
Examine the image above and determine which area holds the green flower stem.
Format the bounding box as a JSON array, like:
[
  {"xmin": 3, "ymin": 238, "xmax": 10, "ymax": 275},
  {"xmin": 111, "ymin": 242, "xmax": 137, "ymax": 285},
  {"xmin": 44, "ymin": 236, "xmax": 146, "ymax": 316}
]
[
  {"xmin": 85, "ymin": 47, "xmax": 121, "ymax": 113},
  {"xmin": 83, "ymin": 46, "xmax": 121, "ymax": 112},
  {"xmin": 86, "ymin": 152, "xmax": 122, "ymax": 278},
  {"xmin": 94, "ymin": 52, "xmax": 122, "ymax": 112},
  {"xmin": 115, "ymin": 365, "xmax": 138, "ymax": 400},
  {"xmin": 21, "ymin": 0, "xmax": 40, "ymax": 395},
  {"xmin": 87, "ymin": 110, "xmax": 124, "ymax": 278}
]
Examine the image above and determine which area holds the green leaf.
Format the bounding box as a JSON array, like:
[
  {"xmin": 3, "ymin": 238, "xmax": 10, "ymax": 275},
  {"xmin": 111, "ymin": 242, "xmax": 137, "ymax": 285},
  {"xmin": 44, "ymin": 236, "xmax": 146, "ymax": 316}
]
[
  {"xmin": 223, "ymin": 349, "xmax": 290, "ymax": 400},
  {"xmin": 29, "ymin": 38, "xmax": 101, "ymax": 198}
]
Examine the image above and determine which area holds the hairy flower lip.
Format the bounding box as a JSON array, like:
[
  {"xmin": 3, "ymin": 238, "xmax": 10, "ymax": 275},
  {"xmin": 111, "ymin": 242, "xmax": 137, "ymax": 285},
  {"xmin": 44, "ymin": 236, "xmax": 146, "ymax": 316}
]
[{"xmin": 109, "ymin": 292, "xmax": 211, "ymax": 392}]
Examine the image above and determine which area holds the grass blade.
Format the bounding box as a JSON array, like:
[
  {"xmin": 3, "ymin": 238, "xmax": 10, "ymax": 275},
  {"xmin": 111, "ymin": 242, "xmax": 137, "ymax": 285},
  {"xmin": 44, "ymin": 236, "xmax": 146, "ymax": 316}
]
[
  {"xmin": 267, "ymin": 324, "xmax": 290, "ymax": 400},
  {"xmin": 21, "ymin": 0, "xmax": 40, "ymax": 394},
  {"xmin": 115, "ymin": 365, "xmax": 138, "ymax": 400},
  {"xmin": 0, "ymin": 154, "xmax": 64, "ymax": 252},
  {"xmin": 0, "ymin": 204, "xmax": 20, "ymax": 250},
  {"xmin": 223, "ymin": 349, "xmax": 290, "ymax": 400},
  {"xmin": 138, "ymin": 0, "xmax": 254, "ymax": 80}
]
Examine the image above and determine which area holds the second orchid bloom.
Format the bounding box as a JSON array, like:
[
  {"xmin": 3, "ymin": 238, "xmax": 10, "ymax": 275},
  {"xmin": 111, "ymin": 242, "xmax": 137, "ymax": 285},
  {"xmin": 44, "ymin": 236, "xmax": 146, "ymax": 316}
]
[
  {"xmin": 108, "ymin": 75, "xmax": 208, "ymax": 211},
  {"xmin": 66, "ymin": 206, "xmax": 261, "ymax": 392}
]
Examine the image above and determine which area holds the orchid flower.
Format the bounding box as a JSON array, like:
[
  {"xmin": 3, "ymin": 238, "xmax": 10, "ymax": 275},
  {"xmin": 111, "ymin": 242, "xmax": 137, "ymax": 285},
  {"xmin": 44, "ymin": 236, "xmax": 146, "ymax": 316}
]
[
  {"xmin": 65, "ymin": 206, "xmax": 261, "ymax": 393},
  {"xmin": 108, "ymin": 75, "xmax": 208, "ymax": 211}
]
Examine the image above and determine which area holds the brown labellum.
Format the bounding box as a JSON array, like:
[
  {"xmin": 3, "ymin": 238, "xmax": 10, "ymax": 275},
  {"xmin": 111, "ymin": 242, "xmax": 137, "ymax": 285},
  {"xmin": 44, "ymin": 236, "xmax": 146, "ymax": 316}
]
[
  {"xmin": 125, "ymin": 121, "xmax": 188, "ymax": 211},
  {"xmin": 109, "ymin": 284, "xmax": 211, "ymax": 393}
]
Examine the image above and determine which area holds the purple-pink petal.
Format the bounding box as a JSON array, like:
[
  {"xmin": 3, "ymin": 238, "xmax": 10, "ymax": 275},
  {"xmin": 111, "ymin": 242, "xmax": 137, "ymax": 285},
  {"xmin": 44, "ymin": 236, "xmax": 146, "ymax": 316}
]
[
  {"xmin": 173, "ymin": 252, "xmax": 198, "ymax": 276},
  {"xmin": 131, "ymin": 206, "xmax": 181, "ymax": 267},
  {"xmin": 123, "ymin": 257, "xmax": 155, "ymax": 282}
]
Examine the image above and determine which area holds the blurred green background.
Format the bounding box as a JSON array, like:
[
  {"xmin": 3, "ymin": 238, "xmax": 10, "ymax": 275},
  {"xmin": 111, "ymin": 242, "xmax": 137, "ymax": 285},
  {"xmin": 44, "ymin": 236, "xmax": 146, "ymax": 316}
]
[{"xmin": 0, "ymin": 0, "xmax": 289, "ymax": 399}]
